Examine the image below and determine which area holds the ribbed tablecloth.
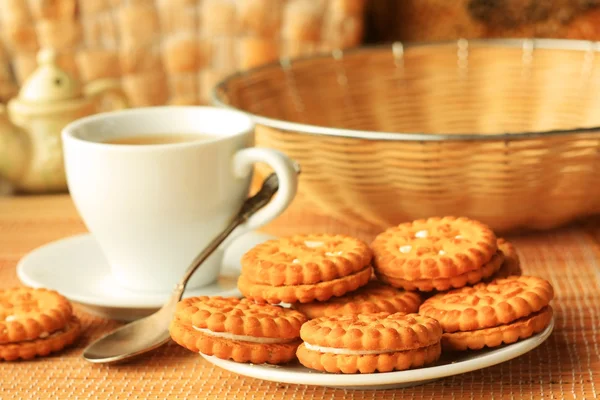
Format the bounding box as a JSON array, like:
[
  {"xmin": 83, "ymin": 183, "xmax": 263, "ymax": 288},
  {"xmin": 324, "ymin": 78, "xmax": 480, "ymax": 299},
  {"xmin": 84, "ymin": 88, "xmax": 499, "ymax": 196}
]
[{"xmin": 0, "ymin": 195, "xmax": 598, "ymax": 399}]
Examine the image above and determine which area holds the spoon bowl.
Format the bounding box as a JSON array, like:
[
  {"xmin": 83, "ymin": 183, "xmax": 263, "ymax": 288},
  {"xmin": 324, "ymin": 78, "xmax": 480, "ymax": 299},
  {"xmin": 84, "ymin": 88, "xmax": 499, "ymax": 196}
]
[{"xmin": 83, "ymin": 296, "xmax": 178, "ymax": 363}]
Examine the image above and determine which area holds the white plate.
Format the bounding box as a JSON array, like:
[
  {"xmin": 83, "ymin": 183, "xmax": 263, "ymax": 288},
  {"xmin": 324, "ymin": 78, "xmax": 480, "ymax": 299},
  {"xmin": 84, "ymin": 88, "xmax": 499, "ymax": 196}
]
[
  {"xmin": 17, "ymin": 231, "xmax": 276, "ymax": 321},
  {"xmin": 201, "ymin": 318, "xmax": 554, "ymax": 390}
]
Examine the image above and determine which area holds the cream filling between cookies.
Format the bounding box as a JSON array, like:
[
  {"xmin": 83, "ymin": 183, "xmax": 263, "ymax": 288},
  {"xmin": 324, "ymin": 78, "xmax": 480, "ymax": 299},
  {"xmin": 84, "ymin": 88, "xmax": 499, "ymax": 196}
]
[
  {"xmin": 304, "ymin": 342, "xmax": 398, "ymax": 355},
  {"xmin": 192, "ymin": 326, "xmax": 293, "ymax": 344},
  {"xmin": 15, "ymin": 329, "xmax": 62, "ymax": 343}
]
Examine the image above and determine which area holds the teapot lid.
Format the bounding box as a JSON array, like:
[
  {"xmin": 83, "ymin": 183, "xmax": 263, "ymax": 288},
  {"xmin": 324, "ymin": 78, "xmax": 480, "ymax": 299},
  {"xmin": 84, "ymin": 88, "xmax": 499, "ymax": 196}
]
[{"xmin": 17, "ymin": 48, "xmax": 83, "ymax": 103}]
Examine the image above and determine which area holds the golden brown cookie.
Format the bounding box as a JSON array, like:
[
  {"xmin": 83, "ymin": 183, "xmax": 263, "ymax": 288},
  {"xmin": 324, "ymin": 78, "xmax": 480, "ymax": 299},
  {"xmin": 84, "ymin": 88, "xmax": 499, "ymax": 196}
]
[
  {"xmin": 376, "ymin": 250, "xmax": 504, "ymax": 292},
  {"xmin": 442, "ymin": 306, "xmax": 553, "ymax": 351},
  {"xmin": 238, "ymin": 266, "xmax": 372, "ymax": 304},
  {"xmin": 371, "ymin": 216, "xmax": 497, "ymax": 280},
  {"xmin": 293, "ymin": 280, "xmax": 422, "ymax": 319},
  {"xmin": 489, "ymin": 238, "xmax": 522, "ymax": 280},
  {"xmin": 169, "ymin": 296, "xmax": 307, "ymax": 365},
  {"xmin": 238, "ymin": 234, "xmax": 373, "ymax": 304},
  {"xmin": 297, "ymin": 313, "xmax": 442, "ymax": 373},
  {"xmin": 419, "ymin": 275, "xmax": 554, "ymax": 333},
  {"xmin": 0, "ymin": 287, "xmax": 73, "ymax": 344},
  {"xmin": 242, "ymin": 234, "xmax": 373, "ymax": 286},
  {"xmin": 0, "ymin": 316, "xmax": 81, "ymax": 361}
]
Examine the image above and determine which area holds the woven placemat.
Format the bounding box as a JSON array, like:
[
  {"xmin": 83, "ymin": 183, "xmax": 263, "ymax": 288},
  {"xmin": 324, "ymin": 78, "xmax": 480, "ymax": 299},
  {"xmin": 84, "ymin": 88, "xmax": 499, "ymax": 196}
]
[{"xmin": 0, "ymin": 195, "xmax": 598, "ymax": 399}]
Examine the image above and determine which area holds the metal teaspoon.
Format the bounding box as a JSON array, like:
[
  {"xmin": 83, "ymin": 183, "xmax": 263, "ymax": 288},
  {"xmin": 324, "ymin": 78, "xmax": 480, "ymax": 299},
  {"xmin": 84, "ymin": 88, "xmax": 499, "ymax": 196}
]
[{"xmin": 82, "ymin": 166, "xmax": 299, "ymax": 364}]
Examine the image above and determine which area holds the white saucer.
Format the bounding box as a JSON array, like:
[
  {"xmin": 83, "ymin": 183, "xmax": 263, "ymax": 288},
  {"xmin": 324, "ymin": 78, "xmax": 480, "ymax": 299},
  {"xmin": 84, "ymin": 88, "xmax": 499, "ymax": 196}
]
[
  {"xmin": 202, "ymin": 318, "xmax": 554, "ymax": 390},
  {"xmin": 17, "ymin": 231, "xmax": 276, "ymax": 321}
]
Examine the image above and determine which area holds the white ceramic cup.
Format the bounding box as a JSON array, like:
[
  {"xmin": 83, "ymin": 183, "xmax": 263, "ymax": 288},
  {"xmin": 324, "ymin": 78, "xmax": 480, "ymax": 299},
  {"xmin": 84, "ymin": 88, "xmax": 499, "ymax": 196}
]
[{"xmin": 62, "ymin": 106, "xmax": 298, "ymax": 293}]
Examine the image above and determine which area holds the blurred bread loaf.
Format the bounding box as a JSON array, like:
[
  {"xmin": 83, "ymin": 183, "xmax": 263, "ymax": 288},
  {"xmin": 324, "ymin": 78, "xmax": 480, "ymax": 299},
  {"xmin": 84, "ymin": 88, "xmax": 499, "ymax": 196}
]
[{"xmin": 366, "ymin": 0, "xmax": 600, "ymax": 42}]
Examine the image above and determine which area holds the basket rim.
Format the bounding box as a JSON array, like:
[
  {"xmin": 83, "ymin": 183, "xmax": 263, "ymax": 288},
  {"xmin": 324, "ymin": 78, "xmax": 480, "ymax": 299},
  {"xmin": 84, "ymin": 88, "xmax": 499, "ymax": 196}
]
[{"xmin": 212, "ymin": 38, "xmax": 600, "ymax": 142}]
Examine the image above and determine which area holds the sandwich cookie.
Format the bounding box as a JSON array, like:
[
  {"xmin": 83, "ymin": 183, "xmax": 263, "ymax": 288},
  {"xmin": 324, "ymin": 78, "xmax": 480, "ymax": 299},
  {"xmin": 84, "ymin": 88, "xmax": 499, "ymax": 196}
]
[
  {"xmin": 376, "ymin": 250, "xmax": 504, "ymax": 292},
  {"xmin": 169, "ymin": 296, "xmax": 308, "ymax": 364},
  {"xmin": 294, "ymin": 280, "xmax": 422, "ymax": 319},
  {"xmin": 0, "ymin": 287, "xmax": 80, "ymax": 361},
  {"xmin": 0, "ymin": 317, "xmax": 81, "ymax": 361},
  {"xmin": 419, "ymin": 276, "xmax": 554, "ymax": 351},
  {"xmin": 238, "ymin": 234, "xmax": 373, "ymax": 304},
  {"xmin": 0, "ymin": 287, "xmax": 73, "ymax": 344},
  {"xmin": 296, "ymin": 313, "xmax": 442, "ymax": 373},
  {"xmin": 371, "ymin": 216, "xmax": 498, "ymax": 291}
]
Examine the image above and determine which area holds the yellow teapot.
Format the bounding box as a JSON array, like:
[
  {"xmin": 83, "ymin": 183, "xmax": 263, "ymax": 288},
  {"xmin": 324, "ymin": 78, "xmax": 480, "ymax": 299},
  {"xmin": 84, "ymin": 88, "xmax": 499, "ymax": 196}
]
[{"xmin": 0, "ymin": 48, "xmax": 128, "ymax": 193}]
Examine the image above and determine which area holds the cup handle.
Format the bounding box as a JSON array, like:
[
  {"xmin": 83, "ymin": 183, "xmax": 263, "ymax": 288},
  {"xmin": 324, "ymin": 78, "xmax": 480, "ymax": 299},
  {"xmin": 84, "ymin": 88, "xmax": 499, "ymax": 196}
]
[{"xmin": 221, "ymin": 147, "xmax": 298, "ymax": 248}]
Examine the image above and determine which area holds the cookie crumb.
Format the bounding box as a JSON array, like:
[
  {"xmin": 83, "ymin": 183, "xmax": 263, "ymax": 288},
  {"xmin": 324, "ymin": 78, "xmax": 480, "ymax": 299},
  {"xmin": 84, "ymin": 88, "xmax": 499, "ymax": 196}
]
[
  {"xmin": 399, "ymin": 245, "xmax": 412, "ymax": 253},
  {"xmin": 304, "ymin": 241, "xmax": 324, "ymax": 248},
  {"xmin": 415, "ymin": 230, "xmax": 429, "ymax": 238}
]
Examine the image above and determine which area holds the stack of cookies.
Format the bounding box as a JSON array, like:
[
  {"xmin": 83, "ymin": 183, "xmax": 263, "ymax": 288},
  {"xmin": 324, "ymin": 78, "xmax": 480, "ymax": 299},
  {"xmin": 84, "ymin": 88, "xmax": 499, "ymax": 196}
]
[
  {"xmin": 237, "ymin": 234, "xmax": 374, "ymax": 304},
  {"xmin": 169, "ymin": 296, "xmax": 307, "ymax": 365},
  {"xmin": 0, "ymin": 287, "xmax": 81, "ymax": 361},
  {"xmin": 170, "ymin": 216, "xmax": 555, "ymax": 375},
  {"xmin": 419, "ymin": 276, "xmax": 554, "ymax": 351},
  {"xmin": 296, "ymin": 313, "xmax": 443, "ymax": 374}
]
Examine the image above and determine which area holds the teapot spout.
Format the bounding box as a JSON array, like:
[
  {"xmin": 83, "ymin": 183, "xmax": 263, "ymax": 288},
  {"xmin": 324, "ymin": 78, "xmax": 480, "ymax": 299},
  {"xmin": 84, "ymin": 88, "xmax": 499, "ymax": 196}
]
[{"xmin": 0, "ymin": 105, "xmax": 28, "ymax": 185}]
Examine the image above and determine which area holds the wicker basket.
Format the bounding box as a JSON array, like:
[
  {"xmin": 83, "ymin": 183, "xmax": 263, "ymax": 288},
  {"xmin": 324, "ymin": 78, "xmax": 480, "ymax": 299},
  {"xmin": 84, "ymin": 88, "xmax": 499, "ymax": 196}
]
[
  {"xmin": 214, "ymin": 39, "xmax": 600, "ymax": 233},
  {"xmin": 0, "ymin": 0, "xmax": 366, "ymax": 106}
]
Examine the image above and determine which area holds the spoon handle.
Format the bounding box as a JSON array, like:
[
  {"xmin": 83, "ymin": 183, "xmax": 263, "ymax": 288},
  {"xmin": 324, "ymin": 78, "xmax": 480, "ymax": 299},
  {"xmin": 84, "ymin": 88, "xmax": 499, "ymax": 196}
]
[{"xmin": 170, "ymin": 172, "xmax": 281, "ymax": 301}]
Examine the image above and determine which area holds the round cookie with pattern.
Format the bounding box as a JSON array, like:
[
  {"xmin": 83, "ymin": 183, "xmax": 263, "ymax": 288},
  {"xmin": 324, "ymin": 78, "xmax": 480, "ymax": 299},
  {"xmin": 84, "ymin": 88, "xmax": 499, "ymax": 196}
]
[
  {"xmin": 0, "ymin": 287, "xmax": 73, "ymax": 344},
  {"xmin": 419, "ymin": 275, "xmax": 554, "ymax": 351},
  {"xmin": 297, "ymin": 313, "xmax": 442, "ymax": 373},
  {"xmin": 371, "ymin": 216, "xmax": 498, "ymax": 281},
  {"xmin": 169, "ymin": 296, "xmax": 308, "ymax": 365},
  {"xmin": 238, "ymin": 234, "xmax": 373, "ymax": 304},
  {"xmin": 294, "ymin": 280, "xmax": 422, "ymax": 319}
]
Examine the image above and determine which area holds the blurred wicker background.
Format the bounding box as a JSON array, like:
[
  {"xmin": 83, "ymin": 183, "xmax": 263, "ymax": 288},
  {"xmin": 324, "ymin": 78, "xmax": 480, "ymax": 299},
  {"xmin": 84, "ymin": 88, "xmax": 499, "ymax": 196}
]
[
  {"xmin": 0, "ymin": 0, "xmax": 367, "ymax": 107},
  {"xmin": 3, "ymin": 0, "xmax": 600, "ymax": 107}
]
